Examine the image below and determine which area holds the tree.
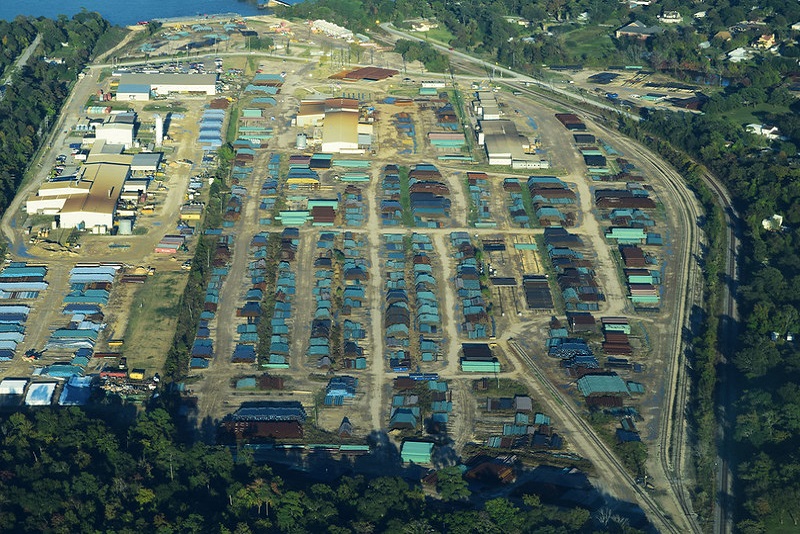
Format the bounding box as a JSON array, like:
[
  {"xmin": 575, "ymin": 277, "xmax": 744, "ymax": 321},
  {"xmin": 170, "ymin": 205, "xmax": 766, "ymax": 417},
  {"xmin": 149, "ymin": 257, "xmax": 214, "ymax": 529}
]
[
  {"xmin": 436, "ymin": 467, "xmax": 471, "ymax": 501},
  {"xmin": 484, "ymin": 498, "xmax": 523, "ymax": 533}
]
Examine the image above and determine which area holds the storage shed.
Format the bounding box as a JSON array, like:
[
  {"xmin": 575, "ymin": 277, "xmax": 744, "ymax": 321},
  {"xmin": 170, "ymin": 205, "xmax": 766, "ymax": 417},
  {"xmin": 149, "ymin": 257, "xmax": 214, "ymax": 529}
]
[{"xmin": 400, "ymin": 440, "xmax": 434, "ymax": 464}]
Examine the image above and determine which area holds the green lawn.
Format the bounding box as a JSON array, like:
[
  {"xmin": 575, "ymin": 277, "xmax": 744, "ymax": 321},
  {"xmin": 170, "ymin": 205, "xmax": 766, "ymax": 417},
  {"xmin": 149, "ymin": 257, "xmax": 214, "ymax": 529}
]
[
  {"xmin": 718, "ymin": 103, "xmax": 793, "ymax": 127},
  {"xmin": 226, "ymin": 105, "xmax": 240, "ymax": 143},
  {"xmin": 559, "ymin": 25, "xmax": 619, "ymax": 65},
  {"xmin": 399, "ymin": 165, "xmax": 414, "ymax": 226},
  {"xmin": 143, "ymin": 103, "xmax": 188, "ymax": 113},
  {"xmin": 421, "ymin": 26, "xmax": 454, "ymax": 45}
]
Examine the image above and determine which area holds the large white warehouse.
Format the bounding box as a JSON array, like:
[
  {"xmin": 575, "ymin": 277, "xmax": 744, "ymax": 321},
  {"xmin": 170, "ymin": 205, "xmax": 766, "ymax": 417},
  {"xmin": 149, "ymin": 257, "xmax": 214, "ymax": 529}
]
[{"xmin": 117, "ymin": 73, "xmax": 217, "ymax": 100}]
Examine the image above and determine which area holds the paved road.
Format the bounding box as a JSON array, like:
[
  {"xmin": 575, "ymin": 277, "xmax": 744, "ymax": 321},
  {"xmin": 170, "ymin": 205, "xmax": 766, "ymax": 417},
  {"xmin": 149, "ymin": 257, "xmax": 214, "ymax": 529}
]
[
  {"xmin": 0, "ymin": 62, "xmax": 100, "ymax": 252},
  {"xmin": 1, "ymin": 33, "xmax": 41, "ymax": 87}
]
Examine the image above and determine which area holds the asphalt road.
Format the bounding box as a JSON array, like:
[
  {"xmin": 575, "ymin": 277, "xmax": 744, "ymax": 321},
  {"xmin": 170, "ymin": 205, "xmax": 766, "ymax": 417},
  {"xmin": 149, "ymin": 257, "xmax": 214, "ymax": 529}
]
[{"xmin": 2, "ymin": 33, "xmax": 41, "ymax": 87}]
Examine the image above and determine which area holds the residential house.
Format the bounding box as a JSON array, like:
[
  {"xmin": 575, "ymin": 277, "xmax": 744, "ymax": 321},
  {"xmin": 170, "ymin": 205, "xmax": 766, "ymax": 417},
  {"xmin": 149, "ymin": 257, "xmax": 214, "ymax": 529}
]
[
  {"xmin": 746, "ymin": 123, "xmax": 782, "ymax": 140},
  {"xmin": 754, "ymin": 33, "xmax": 776, "ymax": 49},
  {"xmin": 615, "ymin": 21, "xmax": 664, "ymax": 40},
  {"xmin": 727, "ymin": 47, "xmax": 753, "ymax": 63}
]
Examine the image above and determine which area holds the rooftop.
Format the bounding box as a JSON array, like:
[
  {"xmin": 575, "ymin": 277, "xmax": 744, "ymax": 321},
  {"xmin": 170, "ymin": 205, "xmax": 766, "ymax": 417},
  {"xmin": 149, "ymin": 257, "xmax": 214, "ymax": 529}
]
[
  {"xmin": 119, "ymin": 72, "xmax": 217, "ymax": 87},
  {"xmin": 60, "ymin": 163, "xmax": 129, "ymax": 217},
  {"xmin": 323, "ymin": 110, "xmax": 359, "ymax": 146}
]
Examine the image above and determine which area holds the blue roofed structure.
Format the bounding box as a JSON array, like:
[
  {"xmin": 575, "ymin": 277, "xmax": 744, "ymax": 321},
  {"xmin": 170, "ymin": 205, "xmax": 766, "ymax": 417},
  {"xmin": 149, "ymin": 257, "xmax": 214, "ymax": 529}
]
[{"xmin": 576, "ymin": 374, "xmax": 629, "ymax": 396}]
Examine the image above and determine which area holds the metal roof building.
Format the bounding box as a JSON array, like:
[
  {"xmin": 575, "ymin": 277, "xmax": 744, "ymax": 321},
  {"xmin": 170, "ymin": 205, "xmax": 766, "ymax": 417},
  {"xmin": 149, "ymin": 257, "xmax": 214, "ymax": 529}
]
[
  {"xmin": 118, "ymin": 73, "xmax": 217, "ymax": 98},
  {"xmin": 94, "ymin": 123, "xmax": 134, "ymax": 149},
  {"xmin": 478, "ymin": 119, "xmax": 549, "ymax": 168},
  {"xmin": 24, "ymin": 382, "xmax": 57, "ymax": 406},
  {"xmin": 0, "ymin": 378, "xmax": 27, "ymax": 396},
  {"xmin": 322, "ymin": 110, "xmax": 360, "ymax": 153},
  {"xmin": 576, "ymin": 374, "xmax": 629, "ymax": 396},
  {"xmin": 230, "ymin": 401, "xmax": 307, "ymax": 423},
  {"xmin": 400, "ymin": 440, "xmax": 434, "ymax": 464},
  {"xmin": 59, "ymin": 163, "xmax": 130, "ymax": 230},
  {"xmin": 116, "ymin": 83, "xmax": 150, "ymax": 101}
]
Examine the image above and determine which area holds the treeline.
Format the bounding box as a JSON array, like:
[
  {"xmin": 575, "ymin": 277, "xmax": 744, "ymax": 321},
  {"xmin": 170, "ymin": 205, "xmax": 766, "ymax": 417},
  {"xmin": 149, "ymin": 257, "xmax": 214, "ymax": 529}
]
[
  {"xmin": 628, "ymin": 71, "xmax": 800, "ymax": 528},
  {"xmin": 164, "ymin": 147, "xmax": 233, "ymax": 381},
  {"xmin": 0, "ymin": 406, "xmax": 628, "ymax": 533},
  {"xmin": 0, "ymin": 18, "xmax": 37, "ymax": 74},
  {"xmin": 0, "ymin": 13, "xmax": 112, "ymax": 212},
  {"xmin": 395, "ymin": 39, "xmax": 450, "ymax": 72}
]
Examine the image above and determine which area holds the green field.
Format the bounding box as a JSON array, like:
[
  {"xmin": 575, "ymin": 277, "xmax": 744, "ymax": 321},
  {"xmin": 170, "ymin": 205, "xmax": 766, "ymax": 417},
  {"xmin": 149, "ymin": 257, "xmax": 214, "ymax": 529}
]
[
  {"xmin": 421, "ymin": 26, "xmax": 454, "ymax": 45},
  {"xmin": 560, "ymin": 26, "xmax": 619, "ymax": 65},
  {"xmin": 718, "ymin": 103, "xmax": 793, "ymax": 127}
]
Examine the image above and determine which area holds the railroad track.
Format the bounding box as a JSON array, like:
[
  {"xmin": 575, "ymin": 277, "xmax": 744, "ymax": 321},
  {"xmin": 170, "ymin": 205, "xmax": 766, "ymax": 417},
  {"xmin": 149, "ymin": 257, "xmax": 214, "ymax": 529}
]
[
  {"xmin": 525, "ymin": 81, "xmax": 740, "ymax": 533},
  {"xmin": 614, "ymin": 136, "xmax": 701, "ymax": 532},
  {"xmin": 703, "ymin": 170, "xmax": 739, "ymax": 534},
  {"xmin": 509, "ymin": 340, "xmax": 681, "ymax": 534},
  {"xmin": 506, "ymin": 83, "xmax": 704, "ymax": 533}
]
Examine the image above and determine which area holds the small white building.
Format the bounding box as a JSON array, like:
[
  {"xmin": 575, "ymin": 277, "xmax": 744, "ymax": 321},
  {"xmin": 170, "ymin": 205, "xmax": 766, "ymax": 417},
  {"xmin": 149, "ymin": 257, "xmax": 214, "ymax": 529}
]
[
  {"xmin": 311, "ymin": 20, "xmax": 354, "ymax": 41},
  {"xmin": 116, "ymin": 83, "xmax": 150, "ymax": 101},
  {"xmin": 94, "ymin": 123, "xmax": 134, "ymax": 149},
  {"xmin": 746, "ymin": 123, "xmax": 782, "ymax": 140},
  {"xmin": 727, "ymin": 47, "xmax": 754, "ymax": 63},
  {"xmin": 658, "ymin": 11, "xmax": 683, "ymax": 24}
]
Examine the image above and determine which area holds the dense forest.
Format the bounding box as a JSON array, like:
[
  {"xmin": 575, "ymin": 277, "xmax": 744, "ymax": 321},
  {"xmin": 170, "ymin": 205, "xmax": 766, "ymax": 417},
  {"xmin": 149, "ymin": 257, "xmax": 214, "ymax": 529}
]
[
  {"xmin": 0, "ymin": 12, "xmax": 112, "ymax": 213},
  {"xmin": 0, "ymin": 406, "xmax": 641, "ymax": 533},
  {"xmin": 618, "ymin": 53, "xmax": 800, "ymax": 530}
]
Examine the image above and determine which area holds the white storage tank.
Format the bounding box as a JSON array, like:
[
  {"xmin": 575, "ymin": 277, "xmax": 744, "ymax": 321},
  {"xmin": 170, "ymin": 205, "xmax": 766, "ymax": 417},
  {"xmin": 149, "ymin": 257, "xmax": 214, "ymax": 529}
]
[{"xmin": 296, "ymin": 133, "xmax": 307, "ymax": 150}]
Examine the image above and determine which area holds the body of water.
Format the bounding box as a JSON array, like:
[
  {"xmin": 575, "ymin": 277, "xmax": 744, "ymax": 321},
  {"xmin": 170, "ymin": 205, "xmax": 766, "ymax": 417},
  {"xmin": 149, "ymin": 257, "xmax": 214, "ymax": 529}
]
[{"xmin": 0, "ymin": 0, "xmax": 263, "ymax": 26}]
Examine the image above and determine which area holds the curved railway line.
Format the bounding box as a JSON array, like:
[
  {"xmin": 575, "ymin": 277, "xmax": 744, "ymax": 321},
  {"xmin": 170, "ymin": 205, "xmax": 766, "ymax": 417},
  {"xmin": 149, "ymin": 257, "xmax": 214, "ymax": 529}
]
[
  {"xmin": 508, "ymin": 82, "xmax": 703, "ymax": 533},
  {"xmin": 509, "ymin": 340, "xmax": 681, "ymax": 533},
  {"xmin": 380, "ymin": 25, "xmax": 740, "ymax": 528},
  {"xmin": 520, "ymin": 85, "xmax": 740, "ymax": 534}
]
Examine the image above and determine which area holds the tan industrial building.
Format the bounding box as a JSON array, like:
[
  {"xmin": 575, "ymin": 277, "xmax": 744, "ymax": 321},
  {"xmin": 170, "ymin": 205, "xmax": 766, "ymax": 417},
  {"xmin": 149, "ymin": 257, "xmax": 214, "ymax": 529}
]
[
  {"xmin": 296, "ymin": 97, "xmax": 359, "ymax": 127},
  {"xmin": 321, "ymin": 111, "xmax": 362, "ymax": 153},
  {"xmin": 296, "ymin": 100, "xmax": 327, "ymax": 127},
  {"xmin": 26, "ymin": 163, "xmax": 130, "ymax": 231}
]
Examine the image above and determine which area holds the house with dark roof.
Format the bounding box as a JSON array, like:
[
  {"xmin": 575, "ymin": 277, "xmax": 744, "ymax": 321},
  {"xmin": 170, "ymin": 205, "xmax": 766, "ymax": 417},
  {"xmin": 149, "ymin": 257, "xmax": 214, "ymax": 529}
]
[{"xmin": 615, "ymin": 21, "xmax": 664, "ymax": 40}]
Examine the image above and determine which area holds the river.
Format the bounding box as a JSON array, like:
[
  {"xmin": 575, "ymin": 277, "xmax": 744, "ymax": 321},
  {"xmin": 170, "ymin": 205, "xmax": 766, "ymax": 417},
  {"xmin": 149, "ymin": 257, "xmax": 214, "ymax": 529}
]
[{"xmin": 0, "ymin": 0, "xmax": 264, "ymax": 26}]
